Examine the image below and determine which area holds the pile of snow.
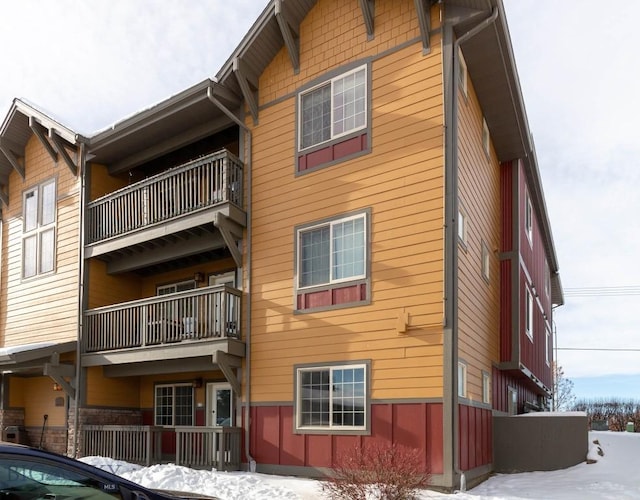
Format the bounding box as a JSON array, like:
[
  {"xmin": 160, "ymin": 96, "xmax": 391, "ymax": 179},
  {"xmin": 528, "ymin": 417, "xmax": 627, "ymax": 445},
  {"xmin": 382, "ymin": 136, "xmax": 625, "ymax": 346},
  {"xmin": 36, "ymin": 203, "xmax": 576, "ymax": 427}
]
[{"xmin": 82, "ymin": 431, "xmax": 640, "ymax": 499}]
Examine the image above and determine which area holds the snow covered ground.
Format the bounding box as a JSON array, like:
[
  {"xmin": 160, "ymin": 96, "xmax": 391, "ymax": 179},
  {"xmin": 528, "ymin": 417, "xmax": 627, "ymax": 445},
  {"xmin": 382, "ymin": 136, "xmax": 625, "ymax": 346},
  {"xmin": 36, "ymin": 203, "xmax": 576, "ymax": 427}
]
[{"xmin": 82, "ymin": 431, "xmax": 640, "ymax": 499}]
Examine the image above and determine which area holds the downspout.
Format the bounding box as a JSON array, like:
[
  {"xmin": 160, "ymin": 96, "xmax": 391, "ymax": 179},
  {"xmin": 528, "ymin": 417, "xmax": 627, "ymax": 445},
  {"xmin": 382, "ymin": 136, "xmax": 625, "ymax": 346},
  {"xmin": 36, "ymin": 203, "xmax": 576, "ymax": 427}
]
[
  {"xmin": 443, "ymin": 5, "xmax": 498, "ymax": 490},
  {"xmin": 73, "ymin": 139, "xmax": 88, "ymax": 457},
  {"xmin": 207, "ymin": 88, "xmax": 255, "ymax": 471}
]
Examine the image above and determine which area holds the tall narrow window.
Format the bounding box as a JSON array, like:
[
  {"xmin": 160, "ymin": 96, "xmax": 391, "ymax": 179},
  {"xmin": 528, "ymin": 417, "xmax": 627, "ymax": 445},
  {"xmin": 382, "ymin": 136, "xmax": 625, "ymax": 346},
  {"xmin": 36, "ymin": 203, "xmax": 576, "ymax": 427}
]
[
  {"xmin": 482, "ymin": 117, "xmax": 490, "ymax": 156},
  {"xmin": 458, "ymin": 361, "xmax": 467, "ymax": 398},
  {"xmin": 482, "ymin": 371, "xmax": 491, "ymax": 404},
  {"xmin": 546, "ymin": 327, "xmax": 551, "ymax": 366},
  {"xmin": 525, "ymin": 287, "xmax": 534, "ymax": 341},
  {"xmin": 299, "ymin": 66, "xmax": 367, "ymax": 151},
  {"xmin": 481, "ymin": 240, "xmax": 490, "ymax": 281},
  {"xmin": 508, "ymin": 387, "xmax": 517, "ymax": 415},
  {"xmin": 457, "ymin": 207, "xmax": 468, "ymax": 245},
  {"xmin": 525, "ymin": 192, "xmax": 533, "ymax": 245},
  {"xmin": 458, "ymin": 49, "xmax": 468, "ymax": 96},
  {"xmin": 22, "ymin": 179, "xmax": 56, "ymax": 278}
]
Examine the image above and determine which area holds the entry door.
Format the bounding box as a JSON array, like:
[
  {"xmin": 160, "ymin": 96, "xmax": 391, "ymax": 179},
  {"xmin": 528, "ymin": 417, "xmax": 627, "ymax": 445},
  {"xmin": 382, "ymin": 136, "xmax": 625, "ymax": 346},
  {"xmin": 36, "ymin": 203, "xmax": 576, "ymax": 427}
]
[{"xmin": 206, "ymin": 383, "xmax": 234, "ymax": 427}]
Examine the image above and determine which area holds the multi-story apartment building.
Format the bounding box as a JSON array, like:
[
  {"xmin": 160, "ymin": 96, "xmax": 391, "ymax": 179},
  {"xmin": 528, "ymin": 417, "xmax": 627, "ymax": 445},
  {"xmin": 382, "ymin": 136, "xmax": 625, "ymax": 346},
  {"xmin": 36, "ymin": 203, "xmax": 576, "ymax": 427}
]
[{"xmin": 0, "ymin": 0, "xmax": 563, "ymax": 491}]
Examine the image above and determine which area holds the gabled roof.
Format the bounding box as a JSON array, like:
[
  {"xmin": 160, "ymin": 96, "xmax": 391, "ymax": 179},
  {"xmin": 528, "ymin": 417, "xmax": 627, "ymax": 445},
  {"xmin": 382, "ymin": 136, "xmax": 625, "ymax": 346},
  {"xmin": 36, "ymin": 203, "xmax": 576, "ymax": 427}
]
[{"xmin": 0, "ymin": 99, "xmax": 85, "ymax": 202}]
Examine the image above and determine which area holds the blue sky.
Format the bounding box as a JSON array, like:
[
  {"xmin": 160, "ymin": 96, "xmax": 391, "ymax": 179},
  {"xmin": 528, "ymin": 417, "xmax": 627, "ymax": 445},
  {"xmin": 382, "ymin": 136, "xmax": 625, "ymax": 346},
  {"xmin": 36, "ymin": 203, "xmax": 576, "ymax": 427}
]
[{"xmin": 0, "ymin": 0, "xmax": 638, "ymax": 401}]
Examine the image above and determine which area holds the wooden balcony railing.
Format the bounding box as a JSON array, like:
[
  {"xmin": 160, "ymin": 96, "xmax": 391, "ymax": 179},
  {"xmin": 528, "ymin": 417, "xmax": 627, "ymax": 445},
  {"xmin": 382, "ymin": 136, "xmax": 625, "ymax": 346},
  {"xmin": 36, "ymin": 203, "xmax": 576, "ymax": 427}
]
[
  {"xmin": 84, "ymin": 285, "xmax": 241, "ymax": 353},
  {"xmin": 86, "ymin": 149, "xmax": 243, "ymax": 244},
  {"xmin": 81, "ymin": 425, "xmax": 242, "ymax": 470}
]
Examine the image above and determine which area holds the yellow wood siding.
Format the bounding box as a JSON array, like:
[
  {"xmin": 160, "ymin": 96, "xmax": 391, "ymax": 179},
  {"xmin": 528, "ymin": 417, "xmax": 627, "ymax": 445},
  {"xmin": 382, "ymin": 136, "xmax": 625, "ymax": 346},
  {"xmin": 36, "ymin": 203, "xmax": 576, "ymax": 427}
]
[
  {"xmin": 0, "ymin": 136, "xmax": 80, "ymax": 346},
  {"xmin": 456, "ymin": 77, "xmax": 501, "ymax": 403},
  {"xmin": 85, "ymin": 367, "xmax": 141, "ymax": 407},
  {"xmin": 249, "ymin": 0, "xmax": 446, "ymax": 402},
  {"xmin": 10, "ymin": 377, "xmax": 67, "ymax": 427}
]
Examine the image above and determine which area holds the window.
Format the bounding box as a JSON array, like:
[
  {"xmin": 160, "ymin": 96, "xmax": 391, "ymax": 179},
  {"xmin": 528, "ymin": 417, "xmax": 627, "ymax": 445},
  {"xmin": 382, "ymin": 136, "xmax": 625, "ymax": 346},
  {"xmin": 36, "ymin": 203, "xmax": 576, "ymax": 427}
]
[
  {"xmin": 546, "ymin": 327, "xmax": 551, "ymax": 366},
  {"xmin": 525, "ymin": 192, "xmax": 533, "ymax": 245},
  {"xmin": 544, "ymin": 259, "xmax": 551, "ymax": 298},
  {"xmin": 155, "ymin": 384, "xmax": 194, "ymax": 426},
  {"xmin": 482, "ymin": 117, "xmax": 490, "ymax": 155},
  {"xmin": 457, "ymin": 49, "xmax": 468, "ymax": 96},
  {"xmin": 525, "ymin": 287, "xmax": 534, "ymax": 341},
  {"xmin": 22, "ymin": 179, "xmax": 56, "ymax": 278},
  {"xmin": 298, "ymin": 213, "xmax": 366, "ymax": 289},
  {"xmin": 299, "ymin": 66, "xmax": 367, "ymax": 151},
  {"xmin": 508, "ymin": 387, "xmax": 517, "ymax": 415},
  {"xmin": 296, "ymin": 363, "xmax": 367, "ymax": 431},
  {"xmin": 457, "ymin": 207, "xmax": 467, "ymax": 245},
  {"xmin": 482, "ymin": 371, "xmax": 491, "ymax": 405},
  {"xmin": 481, "ymin": 240, "xmax": 490, "ymax": 281},
  {"xmin": 457, "ymin": 361, "xmax": 467, "ymax": 398}
]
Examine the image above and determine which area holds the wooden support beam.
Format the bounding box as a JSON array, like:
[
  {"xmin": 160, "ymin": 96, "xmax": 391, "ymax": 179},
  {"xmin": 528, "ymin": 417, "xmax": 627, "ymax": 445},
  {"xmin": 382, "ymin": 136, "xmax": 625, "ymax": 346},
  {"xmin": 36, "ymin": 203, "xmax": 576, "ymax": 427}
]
[
  {"xmin": 29, "ymin": 117, "xmax": 58, "ymax": 163},
  {"xmin": 43, "ymin": 360, "xmax": 76, "ymax": 400},
  {"xmin": 214, "ymin": 212, "xmax": 243, "ymax": 268},
  {"xmin": 48, "ymin": 130, "xmax": 78, "ymax": 176},
  {"xmin": 233, "ymin": 57, "xmax": 259, "ymax": 123},
  {"xmin": 414, "ymin": 0, "xmax": 431, "ymax": 53},
  {"xmin": 0, "ymin": 139, "xmax": 24, "ymax": 179},
  {"xmin": 359, "ymin": 0, "xmax": 375, "ymax": 38},
  {"xmin": 275, "ymin": 0, "xmax": 300, "ymax": 73},
  {"xmin": 215, "ymin": 351, "xmax": 242, "ymax": 396}
]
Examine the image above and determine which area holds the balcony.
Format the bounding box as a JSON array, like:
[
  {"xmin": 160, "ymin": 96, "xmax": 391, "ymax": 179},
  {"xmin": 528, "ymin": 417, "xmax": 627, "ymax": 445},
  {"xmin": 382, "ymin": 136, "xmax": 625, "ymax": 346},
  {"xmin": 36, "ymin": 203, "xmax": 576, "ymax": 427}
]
[
  {"xmin": 82, "ymin": 285, "xmax": 244, "ymax": 367},
  {"xmin": 85, "ymin": 149, "xmax": 245, "ymax": 271}
]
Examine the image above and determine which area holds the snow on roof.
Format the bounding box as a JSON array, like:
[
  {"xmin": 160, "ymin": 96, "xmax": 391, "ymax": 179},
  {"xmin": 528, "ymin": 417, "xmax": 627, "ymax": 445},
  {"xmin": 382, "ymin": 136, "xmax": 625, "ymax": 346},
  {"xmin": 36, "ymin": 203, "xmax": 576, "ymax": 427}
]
[{"xmin": 0, "ymin": 342, "xmax": 57, "ymax": 357}]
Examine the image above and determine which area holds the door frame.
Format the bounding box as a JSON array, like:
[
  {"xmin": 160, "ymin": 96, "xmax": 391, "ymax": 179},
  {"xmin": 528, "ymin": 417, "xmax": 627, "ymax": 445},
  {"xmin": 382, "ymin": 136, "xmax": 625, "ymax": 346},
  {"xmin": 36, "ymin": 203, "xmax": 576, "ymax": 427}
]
[{"xmin": 206, "ymin": 382, "xmax": 234, "ymax": 427}]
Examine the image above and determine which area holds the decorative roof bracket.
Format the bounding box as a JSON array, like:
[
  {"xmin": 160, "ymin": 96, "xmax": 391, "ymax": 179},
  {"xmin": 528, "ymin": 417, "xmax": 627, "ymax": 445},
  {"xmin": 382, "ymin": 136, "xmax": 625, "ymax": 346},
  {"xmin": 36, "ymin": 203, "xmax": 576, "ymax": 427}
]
[
  {"xmin": 275, "ymin": 0, "xmax": 300, "ymax": 73},
  {"xmin": 0, "ymin": 137, "xmax": 25, "ymax": 179},
  {"xmin": 233, "ymin": 57, "xmax": 259, "ymax": 124},
  {"xmin": 29, "ymin": 117, "xmax": 59, "ymax": 163},
  {"xmin": 48, "ymin": 129, "xmax": 78, "ymax": 176},
  {"xmin": 213, "ymin": 212, "xmax": 243, "ymax": 268},
  {"xmin": 414, "ymin": 0, "xmax": 432, "ymax": 53},
  {"xmin": 359, "ymin": 0, "xmax": 375, "ymax": 39},
  {"xmin": 44, "ymin": 353, "xmax": 76, "ymax": 400}
]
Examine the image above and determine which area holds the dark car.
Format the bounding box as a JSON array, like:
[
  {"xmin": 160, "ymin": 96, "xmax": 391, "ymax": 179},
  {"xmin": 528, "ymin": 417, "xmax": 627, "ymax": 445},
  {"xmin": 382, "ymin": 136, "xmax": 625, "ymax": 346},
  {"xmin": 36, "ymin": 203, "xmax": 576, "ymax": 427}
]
[{"xmin": 0, "ymin": 441, "xmax": 217, "ymax": 499}]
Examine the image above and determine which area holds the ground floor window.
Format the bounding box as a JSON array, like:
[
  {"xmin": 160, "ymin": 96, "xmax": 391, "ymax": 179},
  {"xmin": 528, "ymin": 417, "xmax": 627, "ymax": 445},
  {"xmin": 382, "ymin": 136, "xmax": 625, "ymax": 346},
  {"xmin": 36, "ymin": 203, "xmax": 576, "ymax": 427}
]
[
  {"xmin": 155, "ymin": 384, "xmax": 194, "ymax": 426},
  {"xmin": 295, "ymin": 363, "xmax": 368, "ymax": 432}
]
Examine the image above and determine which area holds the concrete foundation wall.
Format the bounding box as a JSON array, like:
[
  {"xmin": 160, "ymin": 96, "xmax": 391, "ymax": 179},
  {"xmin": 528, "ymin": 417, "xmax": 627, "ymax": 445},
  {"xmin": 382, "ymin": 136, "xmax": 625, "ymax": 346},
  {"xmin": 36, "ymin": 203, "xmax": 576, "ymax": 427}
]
[{"xmin": 493, "ymin": 413, "xmax": 588, "ymax": 472}]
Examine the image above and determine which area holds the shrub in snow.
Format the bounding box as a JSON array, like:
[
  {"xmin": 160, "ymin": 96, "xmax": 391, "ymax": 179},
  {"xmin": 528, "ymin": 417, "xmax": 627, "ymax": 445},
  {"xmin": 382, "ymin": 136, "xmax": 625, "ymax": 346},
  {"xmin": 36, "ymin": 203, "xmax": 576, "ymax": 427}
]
[{"xmin": 321, "ymin": 442, "xmax": 430, "ymax": 500}]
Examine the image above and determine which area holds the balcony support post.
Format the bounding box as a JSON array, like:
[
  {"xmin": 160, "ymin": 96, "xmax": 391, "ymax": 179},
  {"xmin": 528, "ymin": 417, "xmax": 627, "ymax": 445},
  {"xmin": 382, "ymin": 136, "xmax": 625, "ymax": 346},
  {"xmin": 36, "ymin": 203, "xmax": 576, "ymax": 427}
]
[
  {"xmin": 44, "ymin": 353, "xmax": 76, "ymax": 399},
  {"xmin": 215, "ymin": 351, "xmax": 241, "ymax": 395},
  {"xmin": 214, "ymin": 212, "xmax": 243, "ymax": 268}
]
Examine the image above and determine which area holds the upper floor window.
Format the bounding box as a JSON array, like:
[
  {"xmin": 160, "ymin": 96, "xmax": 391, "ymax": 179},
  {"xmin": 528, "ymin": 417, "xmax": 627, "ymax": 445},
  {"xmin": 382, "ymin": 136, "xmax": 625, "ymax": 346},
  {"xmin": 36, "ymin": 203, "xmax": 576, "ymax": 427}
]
[
  {"xmin": 295, "ymin": 363, "xmax": 368, "ymax": 432},
  {"xmin": 299, "ymin": 66, "xmax": 367, "ymax": 151},
  {"xmin": 525, "ymin": 192, "xmax": 533, "ymax": 245},
  {"xmin": 457, "ymin": 206, "xmax": 468, "ymax": 246},
  {"xmin": 458, "ymin": 49, "xmax": 468, "ymax": 97},
  {"xmin": 298, "ymin": 213, "xmax": 366, "ymax": 289},
  {"xmin": 525, "ymin": 287, "xmax": 534, "ymax": 341},
  {"xmin": 482, "ymin": 371, "xmax": 491, "ymax": 404},
  {"xmin": 544, "ymin": 259, "xmax": 551, "ymax": 298},
  {"xmin": 481, "ymin": 240, "xmax": 490, "ymax": 282},
  {"xmin": 482, "ymin": 117, "xmax": 490, "ymax": 156},
  {"xmin": 22, "ymin": 179, "xmax": 56, "ymax": 279}
]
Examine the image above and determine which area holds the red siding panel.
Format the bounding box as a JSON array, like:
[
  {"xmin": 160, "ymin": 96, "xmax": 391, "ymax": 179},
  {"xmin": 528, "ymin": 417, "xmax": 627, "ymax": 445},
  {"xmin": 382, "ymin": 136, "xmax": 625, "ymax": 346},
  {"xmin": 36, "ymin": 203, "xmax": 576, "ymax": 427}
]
[
  {"xmin": 297, "ymin": 283, "xmax": 367, "ymax": 311},
  {"xmin": 297, "ymin": 133, "xmax": 368, "ymax": 172},
  {"xmin": 458, "ymin": 404, "xmax": 492, "ymax": 471},
  {"xmin": 250, "ymin": 402, "xmax": 443, "ymax": 474}
]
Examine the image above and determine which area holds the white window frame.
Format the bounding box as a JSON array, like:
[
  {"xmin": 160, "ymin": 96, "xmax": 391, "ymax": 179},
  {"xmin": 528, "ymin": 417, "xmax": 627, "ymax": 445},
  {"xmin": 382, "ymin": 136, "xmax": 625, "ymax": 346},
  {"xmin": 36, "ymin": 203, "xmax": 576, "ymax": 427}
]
[
  {"xmin": 22, "ymin": 178, "xmax": 57, "ymax": 279},
  {"xmin": 295, "ymin": 363, "xmax": 368, "ymax": 432},
  {"xmin": 458, "ymin": 361, "xmax": 467, "ymax": 398},
  {"xmin": 546, "ymin": 327, "xmax": 551, "ymax": 366},
  {"xmin": 297, "ymin": 212, "xmax": 367, "ymax": 290},
  {"xmin": 154, "ymin": 383, "xmax": 194, "ymax": 427},
  {"xmin": 457, "ymin": 207, "xmax": 468, "ymax": 245},
  {"xmin": 525, "ymin": 287, "xmax": 534, "ymax": 341},
  {"xmin": 525, "ymin": 192, "xmax": 533, "ymax": 245},
  {"xmin": 482, "ymin": 117, "xmax": 490, "ymax": 156},
  {"xmin": 481, "ymin": 240, "xmax": 490, "ymax": 281},
  {"xmin": 298, "ymin": 65, "xmax": 368, "ymax": 151},
  {"xmin": 458, "ymin": 49, "xmax": 468, "ymax": 96},
  {"xmin": 508, "ymin": 387, "xmax": 517, "ymax": 415},
  {"xmin": 482, "ymin": 371, "xmax": 491, "ymax": 405},
  {"xmin": 544, "ymin": 259, "xmax": 551, "ymax": 298}
]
